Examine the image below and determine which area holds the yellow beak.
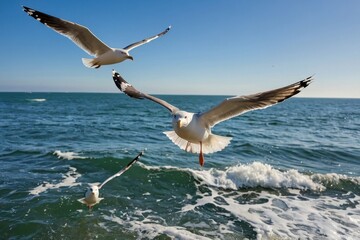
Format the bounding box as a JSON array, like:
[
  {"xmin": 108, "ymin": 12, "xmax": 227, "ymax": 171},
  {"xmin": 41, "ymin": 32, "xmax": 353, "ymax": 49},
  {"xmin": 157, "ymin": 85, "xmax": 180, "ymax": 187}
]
[{"xmin": 177, "ymin": 120, "xmax": 182, "ymax": 128}]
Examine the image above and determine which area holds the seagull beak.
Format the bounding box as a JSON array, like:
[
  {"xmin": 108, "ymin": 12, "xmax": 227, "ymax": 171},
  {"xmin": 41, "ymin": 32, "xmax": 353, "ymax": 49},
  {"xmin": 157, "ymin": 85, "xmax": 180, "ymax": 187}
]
[
  {"xmin": 127, "ymin": 56, "xmax": 134, "ymax": 61},
  {"xmin": 177, "ymin": 120, "xmax": 182, "ymax": 128}
]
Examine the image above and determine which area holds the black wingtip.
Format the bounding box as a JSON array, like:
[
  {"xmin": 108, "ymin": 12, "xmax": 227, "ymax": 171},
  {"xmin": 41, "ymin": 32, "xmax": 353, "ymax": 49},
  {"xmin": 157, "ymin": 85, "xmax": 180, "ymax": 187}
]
[
  {"xmin": 300, "ymin": 75, "xmax": 314, "ymax": 88},
  {"xmin": 111, "ymin": 70, "xmax": 145, "ymax": 99},
  {"xmin": 22, "ymin": 6, "xmax": 30, "ymax": 13}
]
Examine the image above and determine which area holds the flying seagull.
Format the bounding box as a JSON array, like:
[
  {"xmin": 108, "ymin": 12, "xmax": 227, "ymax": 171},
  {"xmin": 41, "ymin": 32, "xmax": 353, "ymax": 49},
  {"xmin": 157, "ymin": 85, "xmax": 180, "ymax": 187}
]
[
  {"xmin": 22, "ymin": 6, "xmax": 171, "ymax": 68},
  {"xmin": 112, "ymin": 70, "xmax": 313, "ymax": 166},
  {"xmin": 78, "ymin": 151, "xmax": 143, "ymax": 209}
]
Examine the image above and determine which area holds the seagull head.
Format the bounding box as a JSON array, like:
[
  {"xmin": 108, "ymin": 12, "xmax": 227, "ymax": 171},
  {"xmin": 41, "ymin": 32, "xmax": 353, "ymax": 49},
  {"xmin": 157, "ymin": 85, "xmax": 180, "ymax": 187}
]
[
  {"xmin": 173, "ymin": 111, "xmax": 192, "ymax": 129},
  {"xmin": 85, "ymin": 185, "xmax": 100, "ymax": 199},
  {"xmin": 115, "ymin": 49, "xmax": 133, "ymax": 61}
]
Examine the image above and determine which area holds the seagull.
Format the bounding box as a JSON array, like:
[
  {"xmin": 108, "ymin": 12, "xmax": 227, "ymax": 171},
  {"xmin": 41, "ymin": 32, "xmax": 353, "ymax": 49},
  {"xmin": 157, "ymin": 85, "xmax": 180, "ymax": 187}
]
[
  {"xmin": 78, "ymin": 151, "xmax": 143, "ymax": 209},
  {"xmin": 22, "ymin": 6, "xmax": 171, "ymax": 68},
  {"xmin": 112, "ymin": 70, "xmax": 313, "ymax": 166}
]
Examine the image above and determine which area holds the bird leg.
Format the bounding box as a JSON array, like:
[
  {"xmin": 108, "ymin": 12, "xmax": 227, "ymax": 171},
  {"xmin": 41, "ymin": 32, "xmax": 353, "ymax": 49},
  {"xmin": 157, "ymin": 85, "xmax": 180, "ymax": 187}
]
[{"xmin": 199, "ymin": 142, "xmax": 204, "ymax": 167}]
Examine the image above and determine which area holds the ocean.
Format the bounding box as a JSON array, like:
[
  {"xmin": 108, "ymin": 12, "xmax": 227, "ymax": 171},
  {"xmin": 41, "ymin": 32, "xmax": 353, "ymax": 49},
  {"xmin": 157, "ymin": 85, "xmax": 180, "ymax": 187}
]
[{"xmin": 0, "ymin": 92, "xmax": 359, "ymax": 239}]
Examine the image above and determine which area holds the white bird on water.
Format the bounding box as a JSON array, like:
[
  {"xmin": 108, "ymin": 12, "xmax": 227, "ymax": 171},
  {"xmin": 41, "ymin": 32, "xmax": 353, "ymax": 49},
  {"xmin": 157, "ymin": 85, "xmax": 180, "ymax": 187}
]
[
  {"xmin": 22, "ymin": 6, "xmax": 171, "ymax": 68},
  {"xmin": 112, "ymin": 70, "xmax": 313, "ymax": 167},
  {"xmin": 78, "ymin": 151, "xmax": 143, "ymax": 209}
]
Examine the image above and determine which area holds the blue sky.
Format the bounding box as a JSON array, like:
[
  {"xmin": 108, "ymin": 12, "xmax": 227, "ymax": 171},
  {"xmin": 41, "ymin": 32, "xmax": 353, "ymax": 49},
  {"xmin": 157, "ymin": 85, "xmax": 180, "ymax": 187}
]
[{"xmin": 0, "ymin": 0, "xmax": 359, "ymax": 98}]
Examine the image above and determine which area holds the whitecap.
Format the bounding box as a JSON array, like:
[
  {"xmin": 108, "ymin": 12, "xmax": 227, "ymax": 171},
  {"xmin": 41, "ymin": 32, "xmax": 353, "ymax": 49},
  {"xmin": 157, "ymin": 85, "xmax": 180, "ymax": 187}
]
[
  {"xmin": 53, "ymin": 150, "xmax": 87, "ymax": 160},
  {"xmin": 189, "ymin": 162, "xmax": 325, "ymax": 191},
  {"xmin": 28, "ymin": 98, "xmax": 46, "ymax": 102}
]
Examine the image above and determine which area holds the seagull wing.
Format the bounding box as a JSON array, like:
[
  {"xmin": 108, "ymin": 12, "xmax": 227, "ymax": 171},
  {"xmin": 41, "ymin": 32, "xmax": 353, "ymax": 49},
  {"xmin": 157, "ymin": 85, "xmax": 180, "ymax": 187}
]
[
  {"xmin": 200, "ymin": 76, "xmax": 313, "ymax": 127},
  {"xmin": 112, "ymin": 70, "xmax": 179, "ymax": 113},
  {"xmin": 99, "ymin": 151, "xmax": 143, "ymax": 189},
  {"xmin": 23, "ymin": 6, "xmax": 111, "ymax": 57},
  {"xmin": 123, "ymin": 26, "xmax": 171, "ymax": 51}
]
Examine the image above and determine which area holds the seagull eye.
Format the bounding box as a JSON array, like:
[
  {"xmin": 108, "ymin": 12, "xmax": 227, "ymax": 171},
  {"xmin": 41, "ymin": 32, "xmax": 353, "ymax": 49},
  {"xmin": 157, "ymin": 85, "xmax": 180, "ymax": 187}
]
[{"xmin": 185, "ymin": 116, "xmax": 188, "ymax": 119}]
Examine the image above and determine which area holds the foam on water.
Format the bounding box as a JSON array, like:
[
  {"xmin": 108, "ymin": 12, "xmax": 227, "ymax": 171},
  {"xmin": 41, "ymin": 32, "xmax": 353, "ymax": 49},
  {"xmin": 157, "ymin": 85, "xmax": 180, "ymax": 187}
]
[
  {"xmin": 29, "ymin": 167, "xmax": 81, "ymax": 195},
  {"xmin": 104, "ymin": 213, "xmax": 220, "ymax": 240},
  {"xmin": 53, "ymin": 150, "xmax": 87, "ymax": 160},
  {"xmin": 181, "ymin": 186, "xmax": 360, "ymax": 239},
  {"xmin": 129, "ymin": 162, "xmax": 360, "ymax": 239}
]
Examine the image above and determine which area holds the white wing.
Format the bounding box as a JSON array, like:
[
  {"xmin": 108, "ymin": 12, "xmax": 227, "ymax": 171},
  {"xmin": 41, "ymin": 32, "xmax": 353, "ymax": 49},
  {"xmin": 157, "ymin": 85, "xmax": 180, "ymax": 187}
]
[
  {"xmin": 200, "ymin": 76, "xmax": 313, "ymax": 127},
  {"xmin": 98, "ymin": 151, "xmax": 143, "ymax": 189},
  {"xmin": 123, "ymin": 26, "xmax": 171, "ymax": 51},
  {"xmin": 23, "ymin": 6, "xmax": 111, "ymax": 57}
]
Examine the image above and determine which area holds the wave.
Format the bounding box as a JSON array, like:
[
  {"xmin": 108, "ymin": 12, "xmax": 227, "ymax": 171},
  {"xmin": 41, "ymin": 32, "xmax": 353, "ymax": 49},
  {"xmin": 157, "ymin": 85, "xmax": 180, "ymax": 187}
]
[
  {"xmin": 190, "ymin": 162, "xmax": 325, "ymax": 191},
  {"xmin": 102, "ymin": 162, "xmax": 360, "ymax": 239},
  {"xmin": 29, "ymin": 167, "xmax": 81, "ymax": 195},
  {"xmin": 138, "ymin": 161, "xmax": 360, "ymax": 192},
  {"xmin": 53, "ymin": 150, "xmax": 87, "ymax": 160}
]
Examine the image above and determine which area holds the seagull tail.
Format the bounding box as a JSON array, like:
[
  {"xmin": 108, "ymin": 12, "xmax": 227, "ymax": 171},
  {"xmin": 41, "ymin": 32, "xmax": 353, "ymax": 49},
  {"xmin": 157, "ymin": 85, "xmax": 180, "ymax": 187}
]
[
  {"xmin": 82, "ymin": 58, "xmax": 101, "ymax": 68},
  {"xmin": 202, "ymin": 134, "xmax": 232, "ymax": 154},
  {"xmin": 163, "ymin": 131, "xmax": 232, "ymax": 154}
]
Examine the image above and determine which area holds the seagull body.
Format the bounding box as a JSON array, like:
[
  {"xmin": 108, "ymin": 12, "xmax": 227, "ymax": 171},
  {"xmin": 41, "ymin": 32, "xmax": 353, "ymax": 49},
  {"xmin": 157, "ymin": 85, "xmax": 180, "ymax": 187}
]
[
  {"xmin": 78, "ymin": 151, "xmax": 143, "ymax": 209},
  {"xmin": 22, "ymin": 6, "xmax": 171, "ymax": 68},
  {"xmin": 79, "ymin": 185, "xmax": 103, "ymax": 208},
  {"xmin": 112, "ymin": 70, "xmax": 313, "ymax": 166}
]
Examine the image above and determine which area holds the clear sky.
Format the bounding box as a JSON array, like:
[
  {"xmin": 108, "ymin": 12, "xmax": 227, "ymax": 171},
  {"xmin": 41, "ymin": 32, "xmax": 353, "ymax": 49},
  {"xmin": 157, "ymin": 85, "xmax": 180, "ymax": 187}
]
[{"xmin": 0, "ymin": 0, "xmax": 359, "ymax": 98}]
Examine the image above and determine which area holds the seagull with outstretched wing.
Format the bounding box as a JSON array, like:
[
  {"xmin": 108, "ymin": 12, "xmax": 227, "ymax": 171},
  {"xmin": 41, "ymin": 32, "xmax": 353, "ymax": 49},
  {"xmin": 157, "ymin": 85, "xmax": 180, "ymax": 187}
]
[
  {"xmin": 112, "ymin": 70, "xmax": 313, "ymax": 166},
  {"xmin": 23, "ymin": 6, "xmax": 171, "ymax": 68},
  {"xmin": 78, "ymin": 151, "xmax": 143, "ymax": 209}
]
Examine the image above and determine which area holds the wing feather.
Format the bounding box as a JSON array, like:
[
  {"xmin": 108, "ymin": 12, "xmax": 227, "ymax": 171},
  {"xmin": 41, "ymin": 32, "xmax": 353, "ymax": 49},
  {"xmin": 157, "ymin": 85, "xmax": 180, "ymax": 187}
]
[
  {"xmin": 99, "ymin": 151, "xmax": 143, "ymax": 189},
  {"xmin": 112, "ymin": 70, "xmax": 179, "ymax": 113},
  {"xmin": 23, "ymin": 6, "xmax": 111, "ymax": 57},
  {"xmin": 200, "ymin": 76, "xmax": 313, "ymax": 127},
  {"xmin": 123, "ymin": 26, "xmax": 171, "ymax": 51}
]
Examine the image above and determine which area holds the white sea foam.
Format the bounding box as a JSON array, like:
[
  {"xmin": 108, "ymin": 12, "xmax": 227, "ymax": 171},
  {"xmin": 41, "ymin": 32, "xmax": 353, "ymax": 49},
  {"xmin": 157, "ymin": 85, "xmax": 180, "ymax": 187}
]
[
  {"xmin": 139, "ymin": 161, "xmax": 360, "ymax": 191},
  {"xmin": 104, "ymin": 214, "xmax": 218, "ymax": 240},
  {"xmin": 53, "ymin": 150, "xmax": 87, "ymax": 160},
  {"xmin": 189, "ymin": 162, "xmax": 325, "ymax": 191},
  {"xmin": 130, "ymin": 162, "xmax": 360, "ymax": 239},
  {"xmin": 29, "ymin": 167, "xmax": 81, "ymax": 195},
  {"xmin": 181, "ymin": 186, "xmax": 360, "ymax": 239},
  {"xmin": 28, "ymin": 98, "xmax": 46, "ymax": 102}
]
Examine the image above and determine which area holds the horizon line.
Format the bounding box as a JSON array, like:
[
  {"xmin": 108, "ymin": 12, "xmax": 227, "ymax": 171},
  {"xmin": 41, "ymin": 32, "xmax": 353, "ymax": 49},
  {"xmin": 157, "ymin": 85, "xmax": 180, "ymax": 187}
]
[{"xmin": 0, "ymin": 91, "xmax": 359, "ymax": 99}]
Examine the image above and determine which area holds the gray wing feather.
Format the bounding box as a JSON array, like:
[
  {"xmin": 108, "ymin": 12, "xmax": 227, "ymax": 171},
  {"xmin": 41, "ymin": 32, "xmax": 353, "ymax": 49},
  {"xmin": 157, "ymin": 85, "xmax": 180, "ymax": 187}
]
[
  {"xmin": 23, "ymin": 6, "xmax": 111, "ymax": 57},
  {"xmin": 123, "ymin": 26, "xmax": 171, "ymax": 51},
  {"xmin": 200, "ymin": 76, "xmax": 313, "ymax": 127},
  {"xmin": 99, "ymin": 151, "xmax": 143, "ymax": 189},
  {"xmin": 112, "ymin": 70, "xmax": 178, "ymax": 113}
]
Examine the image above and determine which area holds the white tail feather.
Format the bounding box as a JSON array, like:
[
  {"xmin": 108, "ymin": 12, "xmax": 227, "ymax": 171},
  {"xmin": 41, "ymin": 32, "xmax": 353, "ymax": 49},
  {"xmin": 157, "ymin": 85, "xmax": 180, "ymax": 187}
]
[
  {"xmin": 163, "ymin": 131, "xmax": 232, "ymax": 154},
  {"xmin": 82, "ymin": 58, "xmax": 100, "ymax": 68}
]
